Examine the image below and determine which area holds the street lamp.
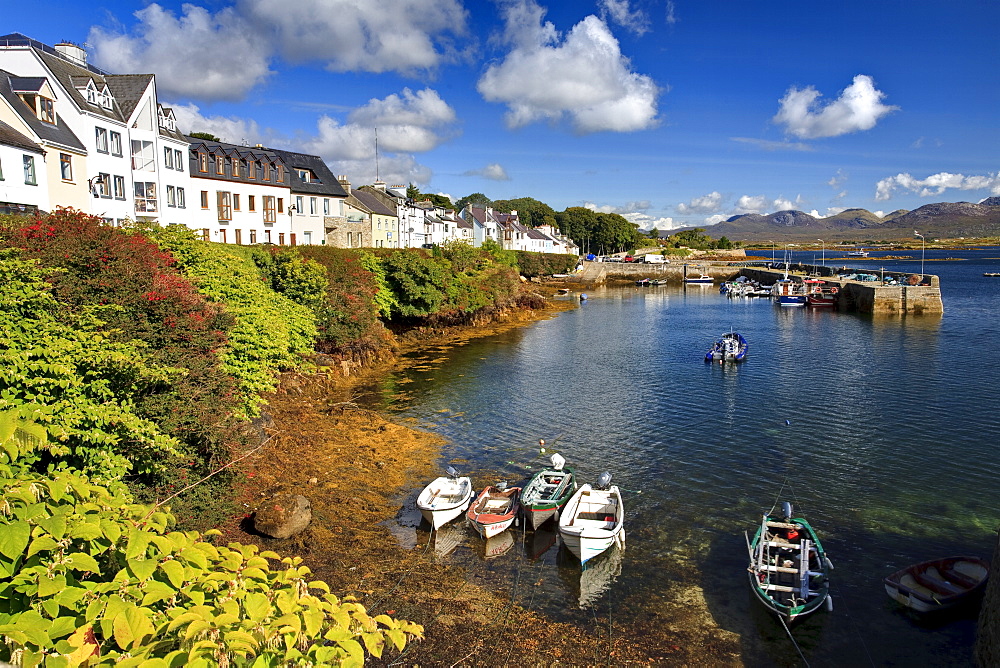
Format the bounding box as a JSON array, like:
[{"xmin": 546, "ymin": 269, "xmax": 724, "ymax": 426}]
[
  {"xmin": 769, "ymin": 240, "xmax": 775, "ymax": 265},
  {"xmin": 817, "ymin": 238, "xmax": 825, "ymax": 269},
  {"xmin": 914, "ymin": 230, "xmax": 925, "ymax": 278}
]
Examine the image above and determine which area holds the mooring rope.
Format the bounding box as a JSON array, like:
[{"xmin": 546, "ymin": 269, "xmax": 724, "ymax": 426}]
[
  {"xmin": 779, "ymin": 615, "xmax": 810, "ymax": 667},
  {"xmin": 828, "ymin": 583, "xmax": 877, "ymax": 667}
]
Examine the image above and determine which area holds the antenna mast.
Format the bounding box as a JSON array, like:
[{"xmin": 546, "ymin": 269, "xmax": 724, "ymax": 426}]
[{"xmin": 374, "ymin": 126, "xmax": 380, "ymax": 181}]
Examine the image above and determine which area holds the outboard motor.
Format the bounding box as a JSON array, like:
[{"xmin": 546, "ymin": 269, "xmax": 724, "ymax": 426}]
[
  {"xmin": 446, "ymin": 465, "xmax": 459, "ymax": 478},
  {"xmin": 596, "ymin": 471, "xmax": 613, "ymax": 490},
  {"xmin": 496, "ymin": 480, "xmax": 508, "ymax": 492},
  {"xmin": 781, "ymin": 501, "xmax": 794, "ymax": 520},
  {"xmin": 550, "ymin": 453, "xmax": 566, "ymax": 471}
]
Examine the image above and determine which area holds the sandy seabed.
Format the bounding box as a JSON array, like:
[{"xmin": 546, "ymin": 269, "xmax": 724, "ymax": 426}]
[{"xmin": 222, "ymin": 291, "xmax": 743, "ymax": 666}]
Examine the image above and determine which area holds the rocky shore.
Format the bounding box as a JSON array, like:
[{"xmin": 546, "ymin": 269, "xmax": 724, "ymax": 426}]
[{"xmin": 220, "ymin": 291, "xmax": 743, "ymax": 666}]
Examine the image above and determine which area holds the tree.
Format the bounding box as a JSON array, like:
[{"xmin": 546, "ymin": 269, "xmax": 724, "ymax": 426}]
[
  {"xmin": 491, "ymin": 197, "xmax": 556, "ymax": 228},
  {"xmin": 455, "ymin": 192, "xmax": 492, "ymax": 211},
  {"xmin": 188, "ymin": 131, "xmax": 221, "ymax": 141}
]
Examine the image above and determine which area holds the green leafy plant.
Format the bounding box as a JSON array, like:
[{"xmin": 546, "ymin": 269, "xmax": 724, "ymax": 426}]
[{"xmin": 0, "ymin": 411, "xmax": 423, "ymax": 667}]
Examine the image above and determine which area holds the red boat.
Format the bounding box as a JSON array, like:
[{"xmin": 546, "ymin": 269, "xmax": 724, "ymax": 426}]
[
  {"xmin": 804, "ymin": 279, "xmax": 838, "ymax": 307},
  {"xmin": 466, "ymin": 485, "xmax": 521, "ymax": 539}
]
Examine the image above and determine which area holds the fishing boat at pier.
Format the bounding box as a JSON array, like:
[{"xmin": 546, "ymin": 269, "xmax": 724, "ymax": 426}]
[
  {"xmin": 747, "ymin": 502, "xmax": 832, "ymax": 621},
  {"xmin": 804, "ymin": 279, "xmax": 839, "ymax": 307}
]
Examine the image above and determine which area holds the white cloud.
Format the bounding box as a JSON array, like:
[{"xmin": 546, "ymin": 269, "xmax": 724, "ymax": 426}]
[
  {"xmin": 463, "ymin": 163, "xmax": 510, "ymax": 180},
  {"xmin": 823, "ymin": 207, "xmax": 848, "ymax": 217},
  {"xmin": 239, "ymin": 0, "xmax": 467, "ymax": 74},
  {"xmin": 735, "ymin": 195, "xmax": 768, "ymax": 214},
  {"xmin": 88, "ymin": 0, "xmax": 467, "ymax": 102},
  {"xmin": 730, "ymin": 137, "xmax": 813, "ymax": 152},
  {"xmin": 774, "ymin": 74, "xmax": 898, "ymax": 139},
  {"xmin": 665, "ymin": 1, "xmax": 677, "ymax": 25},
  {"xmin": 598, "ymin": 0, "xmax": 650, "ymax": 35},
  {"xmin": 171, "ymin": 103, "xmax": 266, "ymax": 144},
  {"xmin": 772, "ymin": 195, "xmax": 804, "ymax": 211},
  {"xmin": 875, "ymin": 171, "xmax": 1000, "ymax": 201},
  {"xmin": 583, "ymin": 200, "xmax": 651, "ymax": 214},
  {"xmin": 676, "ymin": 191, "xmax": 723, "ymax": 214},
  {"xmin": 704, "ymin": 214, "xmax": 726, "ymax": 225},
  {"xmin": 477, "ymin": 0, "xmax": 660, "ymax": 133},
  {"xmin": 623, "ymin": 212, "xmax": 681, "ymax": 230},
  {"xmin": 827, "ymin": 169, "xmax": 847, "ymax": 189},
  {"xmin": 89, "ymin": 3, "xmax": 272, "ymax": 101}
]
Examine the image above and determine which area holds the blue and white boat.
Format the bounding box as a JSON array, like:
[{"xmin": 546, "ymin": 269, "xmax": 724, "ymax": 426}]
[
  {"xmin": 771, "ymin": 255, "xmax": 807, "ymax": 306},
  {"xmin": 705, "ymin": 331, "xmax": 748, "ymax": 362}
]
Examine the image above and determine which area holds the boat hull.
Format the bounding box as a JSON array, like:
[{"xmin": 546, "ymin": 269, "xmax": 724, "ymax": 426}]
[
  {"xmin": 559, "ymin": 484, "xmax": 626, "ymax": 564},
  {"xmin": 466, "ymin": 486, "xmax": 521, "ymax": 539},
  {"xmin": 416, "ymin": 476, "xmax": 473, "ymax": 530},
  {"xmin": 883, "ymin": 556, "xmax": 989, "ymax": 613},
  {"xmin": 747, "ymin": 512, "xmax": 831, "ymax": 621},
  {"xmin": 521, "ymin": 466, "xmax": 576, "ymax": 531}
]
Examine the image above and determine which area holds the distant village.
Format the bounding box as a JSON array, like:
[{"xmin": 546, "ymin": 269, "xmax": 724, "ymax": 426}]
[{"xmin": 0, "ymin": 33, "xmax": 579, "ymax": 255}]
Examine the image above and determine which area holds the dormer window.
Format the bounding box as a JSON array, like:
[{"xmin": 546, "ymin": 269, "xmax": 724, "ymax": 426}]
[
  {"xmin": 38, "ymin": 97, "xmax": 55, "ymax": 123},
  {"xmin": 158, "ymin": 108, "xmax": 176, "ymax": 132}
]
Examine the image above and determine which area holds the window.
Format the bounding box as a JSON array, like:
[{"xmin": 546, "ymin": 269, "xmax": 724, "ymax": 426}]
[
  {"xmin": 177, "ymin": 188, "xmax": 186, "ymax": 208},
  {"xmin": 200, "ymin": 191, "xmax": 209, "ymax": 209},
  {"xmin": 249, "ymin": 229, "xmax": 257, "ymax": 244},
  {"xmin": 297, "ymin": 169, "xmax": 309, "ymax": 182},
  {"xmin": 217, "ymin": 191, "xmax": 232, "ymax": 221},
  {"xmin": 95, "ymin": 127, "xmax": 109, "ymax": 153},
  {"xmin": 60, "ymin": 153, "xmax": 73, "ymax": 181},
  {"xmin": 261, "ymin": 162, "xmax": 270, "ymax": 181},
  {"xmin": 310, "ymin": 197, "xmax": 317, "ymax": 215},
  {"xmin": 295, "ymin": 196, "xmax": 304, "ymax": 214},
  {"xmin": 39, "ymin": 97, "xmax": 54, "ymax": 123},
  {"xmin": 0, "ymin": 156, "xmax": 4, "ymax": 180},
  {"xmin": 219, "ymin": 229, "xmax": 226, "ymax": 243},
  {"xmin": 110, "ymin": 131, "xmax": 122, "ymax": 156},
  {"xmin": 199, "ymin": 153, "xmax": 209, "ymax": 172},
  {"xmin": 174, "ymin": 149, "xmax": 184, "ymax": 170},
  {"xmin": 23, "ymin": 155, "xmax": 36, "ymax": 185},
  {"xmin": 113, "ymin": 175, "xmax": 125, "ymax": 200},
  {"xmin": 215, "ymin": 155, "xmax": 224, "ymax": 175},
  {"xmin": 97, "ymin": 172, "xmax": 111, "ymax": 198},
  {"xmin": 248, "ymin": 195, "xmax": 256, "ymax": 212},
  {"xmin": 167, "ymin": 185, "xmax": 176, "ymax": 207},
  {"xmin": 276, "ymin": 165, "xmax": 284, "ymax": 181},
  {"xmin": 248, "ymin": 160, "xmax": 256, "ymax": 179},
  {"xmin": 323, "ymin": 198, "xmax": 329, "ymax": 215},
  {"xmin": 235, "ymin": 229, "xmax": 242, "ymax": 245},
  {"xmin": 134, "ymin": 182, "xmax": 157, "ymax": 212},
  {"xmin": 233, "ymin": 194, "xmax": 240, "ymax": 211},
  {"xmin": 264, "ymin": 230, "xmax": 272, "ymax": 244},
  {"xmin": 131, "ymin": 140, "xmax": 154, "ymax": 171},
  {"xmin": 303, "ymin": 231, "xmax": 312, "ymax": 245},
  {"xmin": 278, "ymin": 233, "xmax": 285, "ymax": 245},
  {"xmin": 277, "ymin": 198, "xmax": 284, "ymax": 214},
  {"xmin": 236, "ymin": 159, "xmax": 246, "ymax": 179},
  {"xmin": 202, "ymin": 229, "xmax": 210, "ymax": 242},
  {"xmin": 263, "ymin": 196, "xmax": 276, "ymax": 223},
  {"xmin": 164, "ymin": 147, "xmax": 174, "ymax": 170}
]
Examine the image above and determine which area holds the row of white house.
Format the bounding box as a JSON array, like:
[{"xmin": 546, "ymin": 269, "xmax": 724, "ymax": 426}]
[{"xmin": 0, "ymin": 32, "xmax": 577, "ymax": 255}]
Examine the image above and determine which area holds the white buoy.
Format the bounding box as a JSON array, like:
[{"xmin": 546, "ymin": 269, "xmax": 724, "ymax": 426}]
[
  {"xmin": 825, "ymin": 556, "xmax": 835, "ymax": 570},
  {"xmin": 826, "ymin": 595, "xmax": 834, "ymax": 612}
]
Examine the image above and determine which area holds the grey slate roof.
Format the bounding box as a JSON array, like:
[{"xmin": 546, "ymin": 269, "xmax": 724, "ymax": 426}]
[
  {"xmin": 351, "ymin": 188, "xmax": 397, "ymax": 217},
  {"xmin": 104, "ymin": 74, "xmax": 151, "ymax": 119},
  {"xmin": 8, "ymin": 76, "xmax": 47, "ymax": 93},
  {"xmin": 0, "ymin": 69, "xmax": 86, "ymax": 152},
  {"xmin": 261, "ymin": 147, "xmax": 349, "ymax": 198},
  {"xmin": 34, "ymin": 46, "xmax": 124, "ymax": 123},
  {"xmin": 0, "ymin": 118, "xmax": 43, "ymax": 153},
  {"xmin": 526, "ymin": 229, "xmax": 549, "ymax": 240}
]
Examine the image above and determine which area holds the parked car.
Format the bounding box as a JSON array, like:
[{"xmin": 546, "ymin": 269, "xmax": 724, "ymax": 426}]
[{"xmin": 623, "ymin": 255, "xmax": 635, "ymax": 262}]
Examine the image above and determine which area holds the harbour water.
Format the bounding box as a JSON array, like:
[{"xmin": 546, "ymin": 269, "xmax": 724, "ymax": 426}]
[{"xmin": 369, "ymin": 246, "xmax": 1000, "ymax": 666}]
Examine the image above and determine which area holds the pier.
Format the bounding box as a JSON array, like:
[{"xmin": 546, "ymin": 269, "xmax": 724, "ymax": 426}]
[{"xmin": 574, "ymin": 260, "xmax": 944, "ymax": 315}]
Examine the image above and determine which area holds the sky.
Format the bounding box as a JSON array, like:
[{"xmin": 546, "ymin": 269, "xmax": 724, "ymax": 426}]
[{"xmin": 7, "ymin": 0, "xmax": 1000, "ymax": 230}]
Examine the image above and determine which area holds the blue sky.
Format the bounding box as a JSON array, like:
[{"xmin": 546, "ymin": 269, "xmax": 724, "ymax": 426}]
[{"xmin": 8, "ymin": 0, "xmax": 999, "ymax": 229}]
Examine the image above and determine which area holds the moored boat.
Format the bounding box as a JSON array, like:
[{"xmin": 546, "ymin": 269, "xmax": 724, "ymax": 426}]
[
  {"xmin": 416, "ymin": 468, "xmax": 473, "ymax": 530},
  {"xmin": 883, "ymin": 556, "xmax": 989, "ymax": 613},
  {"xmin": 705, "ymin": 330, "xmax": 748, "ymax": 363},
  {"xmin": 772, "ymin": 278, "xmax": 807, "ymax": 306},
  {"xmin": 559, "ymin": 472, "xmax": 626, "ymax": 564},
  {"xmin": 685, "ymin": 274, "xmax": 714, "ymax": 284},
  {"xmin": 747, "ymin": 502, "xmax": 832, "ymax": 621},
  {"xmin": 466, "ymin": 483, "xmax": 522, "ymax": 539},
  {"xmin": 848, "ymin": 247, "xmax": 870, "ymax": 257},
  {"xmin": 984, "ymin": 272, "xmax": 1000, "ymax": 277},
  {"xmin": 520, "ymin": 453, "xmax": 577, "ymax": 530},
  {"xmin": 804, "ymin": 279, "xmax": 839, "ymax": 307},
  {"xmin": 635, "ymin": 277, "xmax": 651, "ymax": 286}
]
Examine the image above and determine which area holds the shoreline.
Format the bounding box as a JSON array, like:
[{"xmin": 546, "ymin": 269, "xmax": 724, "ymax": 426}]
[{"xmin": 221, "ymin": 291, "xmax": 743, "ymax": 666}]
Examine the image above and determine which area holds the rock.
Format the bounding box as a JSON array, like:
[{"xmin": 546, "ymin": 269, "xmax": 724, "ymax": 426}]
[{"xmin": 254, "ymin": 493, "xmax": 312, "ymax": 539}]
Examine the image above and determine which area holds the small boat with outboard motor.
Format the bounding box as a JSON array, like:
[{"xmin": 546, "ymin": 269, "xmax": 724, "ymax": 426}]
[
  {"xmin": 466, "ymin": 481, "xmax": 522, "ymax": 539},
  {"xmin": 746, "ymin": 501, "xmax": 833, "ymax": 621},
  {"xmin": 416, "ymin": 467, "xmax": 473, "ymax": 530},
  {"xmin": 520, "ymin": 451, "xmax": 577, "ymax": 530},
  {"xmin": 559, "ymin": 472, "xmax": 626, "ymax": 564},
  {"xmin": 705, "ymin": 330, "xmax": 748, "ymax": 363}
]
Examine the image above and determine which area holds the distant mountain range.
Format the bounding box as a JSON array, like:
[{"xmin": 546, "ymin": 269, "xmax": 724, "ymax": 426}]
[{"xmin": 674, "ymin": 197, "xmax": 1000, "ymax": 241}]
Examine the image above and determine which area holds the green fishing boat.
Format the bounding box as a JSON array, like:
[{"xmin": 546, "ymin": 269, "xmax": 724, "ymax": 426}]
[
  {"xmin": 520, "ymin": 452, "xmax": 576, "ymax": 531},
  {"xmin": 746, "ymin": 502, "xmax": 833, "ymax": 621}
]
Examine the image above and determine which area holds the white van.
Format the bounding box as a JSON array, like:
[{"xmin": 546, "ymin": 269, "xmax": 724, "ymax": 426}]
[{"xmin": 642, "ymin": 254, "xmax": 668, "ymax": 264}]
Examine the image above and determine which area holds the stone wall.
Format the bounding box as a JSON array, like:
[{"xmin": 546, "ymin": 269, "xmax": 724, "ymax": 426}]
[{"xmin": 976, "ymin": 530, "xmax": 1000, "ymax": 667}]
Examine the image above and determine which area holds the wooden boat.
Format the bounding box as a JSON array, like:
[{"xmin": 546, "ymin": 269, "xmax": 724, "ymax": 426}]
[
  {"xmin": 883, "ymin": 556, "xmax": 989, "ymax": 613},
  {"xmin": 705, "ymin": 330, "xmax": 748, "ymax": 363},
  {"xmin": 558, "ymin": 472, "xmax": 626, "ymax": 564},
  {"xmin": 520, "ymin": 453, "xmax": 577, "ymax": 530},
  {"xmin": 747, "ymin": 502, "xmax": 832, "ymax": 621},
  {"xmin": 416, "ymin": 468, "xmax": 473, "ymax": 530},
  {"xmin": 466, "ymin": 483, "xmax": 522, "ymax": 539},
  {"xmin": 804, "ymin": 279, "xmax": 838, "ymax": 307}
]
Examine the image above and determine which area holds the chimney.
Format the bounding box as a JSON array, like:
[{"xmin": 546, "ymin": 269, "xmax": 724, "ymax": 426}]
[
  {"xmin": 373, "ymin": 180, "xmax": 386, "ymax": 191},
  {"xmin": 55, "ymin": 43, "xmax": 87, "ymax": 67},
  {"xmin": 338, "ymin": 175, "xmax": 351, "ymax": 195}
]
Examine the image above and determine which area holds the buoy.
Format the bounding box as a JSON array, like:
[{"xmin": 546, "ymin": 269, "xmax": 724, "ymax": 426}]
[
  {"xmin": 825, "ymin": 595, "xmax": 834, "ymax": 612},
  {"xmin": 785, "ymin": 419, "xmax": 791, "ymax": 425},
  {"xmin": 824, "ymin": 556, "xmax": 834, "ymax": 570}
]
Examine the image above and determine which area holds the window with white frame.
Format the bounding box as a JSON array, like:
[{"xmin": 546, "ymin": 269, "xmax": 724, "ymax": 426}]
[
  {"xmin": 113, "ymin": 175, "xmax": 125, "ymax": 200},
  {"xmin": 131, "ymin": 140, "xmax": 155, "ymax": 171},
  {"xmin": 95, "ymin": 172, "xmax": 111, "ymax": 198},
  {"xmin": 164, "ymin": 147, "xmax": 174, "ymax": 170},
  {"xmin": 174, "ymin": 149, "xmax": 184, "ymax": 171},
  {"xmin": 23, "ymin": 155, "xmax": 36, "ymax": 185},
  {"xmin": 310, "ymin": 197, "xmax": 317, "ymax": 215},
  {"xmin": 167, "ymin": 185, "xmax": 176, "ymax": 207},
  {"xmin": 110, "ymin": 131, "xmax": 122, "ymax": 156},
  {"xmin": 177, "ymin": 188, "xmax": 186, "ymax": 208},
  {"xmin": 95, "ymin": 128, "xmax": 109, "ymax": 153},
  {"xmin": 60, "ymin": 153, "xmax": 73, "ymax": 181},
  {"xmin": 323, "ymin": 198, "xmax": 329, "ymax": 215},
  {"xmin": 303, "ymin": 231, "xmax": 312, "ymax": 244},
  {"xmin": 134, "ymin": 182, "xmax": 157, "ymax": 212},
  {"xmin": 295, "ymin": 196, "xmax": 303, "ymax": 214}
]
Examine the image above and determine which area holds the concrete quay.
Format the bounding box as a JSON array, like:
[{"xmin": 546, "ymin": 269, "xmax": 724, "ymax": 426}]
[{"xmin": 574, "ymin": 260, "xmax": 943, "ymax": 315}]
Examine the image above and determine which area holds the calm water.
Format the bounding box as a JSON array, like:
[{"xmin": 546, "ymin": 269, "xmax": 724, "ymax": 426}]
[{"xmin": 366, "ymin": 247, "xmax": 1000, "ymax": 666}]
